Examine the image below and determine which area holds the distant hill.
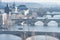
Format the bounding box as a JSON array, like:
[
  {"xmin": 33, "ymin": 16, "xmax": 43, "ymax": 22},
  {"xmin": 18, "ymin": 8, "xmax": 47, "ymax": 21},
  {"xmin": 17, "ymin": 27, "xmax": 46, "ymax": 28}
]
[
  {"xmin": 0, "ymin": 2, "xmax": 60, "ymax": 12},
  {"xmin": 0, "ymin": 2, "xmax": 60, "ymax": 8}
]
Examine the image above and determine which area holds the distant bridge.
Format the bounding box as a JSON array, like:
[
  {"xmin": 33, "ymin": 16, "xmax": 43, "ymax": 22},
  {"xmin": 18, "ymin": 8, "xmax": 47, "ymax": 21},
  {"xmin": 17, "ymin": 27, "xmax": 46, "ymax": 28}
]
[
  {"xmin": 12, "ymin": 19, "xmax": 60, "ymax": 26},
  {"xmin": 39, "ymin": 13, "xmax": 60, "ymax": 17}
]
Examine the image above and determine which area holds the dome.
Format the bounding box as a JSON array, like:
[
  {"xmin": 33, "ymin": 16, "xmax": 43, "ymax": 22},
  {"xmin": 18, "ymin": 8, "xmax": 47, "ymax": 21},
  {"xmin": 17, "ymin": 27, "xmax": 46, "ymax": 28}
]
[{"xmin": 18, "ymin": 5, "xmax": 28, "ymax": 10}]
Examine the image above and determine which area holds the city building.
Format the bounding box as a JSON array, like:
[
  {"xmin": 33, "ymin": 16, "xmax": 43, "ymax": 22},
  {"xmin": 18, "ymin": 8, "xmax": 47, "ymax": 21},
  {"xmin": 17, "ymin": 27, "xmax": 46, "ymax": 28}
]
[
  {"xmin": 2, "ymin": 13, "xmax": 7, "ymax": 25},
  {"xmin": 29, "ymin": 12, "xmax": 37, "ymax": 19},
  {"xmin": 18, "ymin": 5, "xmax": 29, "ymax": 16},
  {"xmin": 11, "ymin": 3, "xmax": 18, "ymax": 13}
]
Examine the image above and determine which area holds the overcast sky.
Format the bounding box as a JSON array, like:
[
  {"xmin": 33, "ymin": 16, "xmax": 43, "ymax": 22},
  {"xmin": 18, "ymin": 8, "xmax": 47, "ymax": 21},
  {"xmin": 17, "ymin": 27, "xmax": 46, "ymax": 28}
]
[{"xmin": 1, "ymin": 0, "xmax": 60, "ymax": 4}]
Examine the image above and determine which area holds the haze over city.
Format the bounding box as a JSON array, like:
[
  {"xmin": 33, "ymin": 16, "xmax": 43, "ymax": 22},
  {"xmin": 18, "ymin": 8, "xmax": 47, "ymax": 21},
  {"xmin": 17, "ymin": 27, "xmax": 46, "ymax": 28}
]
[{"xmin": 1, "ymin": 0, "xmax": 60, "ymax": 4}]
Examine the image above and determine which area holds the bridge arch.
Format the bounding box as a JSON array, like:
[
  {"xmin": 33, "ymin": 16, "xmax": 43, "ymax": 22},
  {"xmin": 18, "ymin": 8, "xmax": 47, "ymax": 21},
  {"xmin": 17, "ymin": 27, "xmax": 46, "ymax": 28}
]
[
  {"xmin": 46, "ymin": 15, "xmax": 52, "ymax": 19},
  {"xmin": 47, "ymin": 20, "xmax": 58, "ymax": 27},
  {"xmin": 0, "ymin": 34, "xmax": 22, "ymax": 40},
  {"xmin": 53, "ymin": 15, "xmax": 60, "ymax": 19},
  {"xmin": 34, "ymin": 21, "xmax": 44, "ymax": 26},
  {"xmin": 26, "ymin": 35, "xmax": 59, "ymax": 40},
  {"xmin": 0, "ymin": 31, "xmax": 23, "ymax": 38}
]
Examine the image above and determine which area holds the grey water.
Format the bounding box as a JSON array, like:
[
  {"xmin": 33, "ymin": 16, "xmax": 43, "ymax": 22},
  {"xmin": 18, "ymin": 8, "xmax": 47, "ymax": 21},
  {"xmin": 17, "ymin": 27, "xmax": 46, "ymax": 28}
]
[{"xmin": 5, "ymin": 25, "xmax": 60, "ymax": 32}]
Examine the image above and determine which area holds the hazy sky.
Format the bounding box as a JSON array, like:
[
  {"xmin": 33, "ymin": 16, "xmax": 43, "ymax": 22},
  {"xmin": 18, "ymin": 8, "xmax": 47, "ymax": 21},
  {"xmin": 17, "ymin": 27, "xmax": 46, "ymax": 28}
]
[{"xmin": 2, "ymin": 0, "xmax": 60, "ymax": 4}]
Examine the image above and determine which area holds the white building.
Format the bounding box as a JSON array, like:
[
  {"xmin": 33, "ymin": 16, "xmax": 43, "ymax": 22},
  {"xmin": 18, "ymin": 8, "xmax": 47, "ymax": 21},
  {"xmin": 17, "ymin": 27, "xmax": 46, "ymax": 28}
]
[
  {"xmin": 2, "ymin": 13, "xmax": 7, "ymax": 25},
  {"xmin": 24, "ymin": 10, "xmax": 29, "ymax": 16}
]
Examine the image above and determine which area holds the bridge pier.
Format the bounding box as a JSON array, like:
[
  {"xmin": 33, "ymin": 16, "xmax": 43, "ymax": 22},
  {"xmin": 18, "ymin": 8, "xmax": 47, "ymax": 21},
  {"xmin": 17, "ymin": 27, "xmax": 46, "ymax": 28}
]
[
  {"xmin": 26, "ymin": 19, "xmax": 35, "ymax": 26},
  {"xmin": 58, "ymin": 23, "xmax": 60, "ymax": 27},
  {"xmin": 55, "ymin": 21, "xmax": 60, "ymax": 27},
  {"xmin": 43, "ymin": 19, "xmax": 48, "ymax": 27},
  {"xmin": 22, "ymin": 32, "xmax": 27, "ymax": 40},
  {"xmin": 44, "ymin": 23, "xmax": 48, "ymax": 27},
  {"xmin": 30, "ymin": 23, "xmax": 35, "ymax": 26},
  {"xmin": 51, "ymin": 15, "xmax": 54, "ymax": 17},
  {"xmin": 22, "ymin": 37, "xmax": 26, "ymax": 40},
  {"xmin": 43, "ymin": 18, "xmax": 50, "ymax": 27}
]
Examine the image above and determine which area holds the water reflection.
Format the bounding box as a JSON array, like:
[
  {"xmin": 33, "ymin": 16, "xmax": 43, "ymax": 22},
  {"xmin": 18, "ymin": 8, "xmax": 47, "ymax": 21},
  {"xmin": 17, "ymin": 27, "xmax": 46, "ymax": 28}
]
[{"xmin": 0, "ymin": 34, "xmax": 22, "ymax": 40}]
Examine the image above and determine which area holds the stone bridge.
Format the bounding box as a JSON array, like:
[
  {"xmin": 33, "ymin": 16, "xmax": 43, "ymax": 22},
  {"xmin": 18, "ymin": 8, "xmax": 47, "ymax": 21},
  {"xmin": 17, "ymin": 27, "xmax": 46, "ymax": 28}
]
[
  {"xmin": 0, "ymin": 31, "xmax": 60, "ymax": 40},
  {"xmin": 40, "ymin": 14, "xmax": 60, "ymax": 17},
  {"xmin": 12, "ymin": 19, "xmax": 60, "ymax": 26}
]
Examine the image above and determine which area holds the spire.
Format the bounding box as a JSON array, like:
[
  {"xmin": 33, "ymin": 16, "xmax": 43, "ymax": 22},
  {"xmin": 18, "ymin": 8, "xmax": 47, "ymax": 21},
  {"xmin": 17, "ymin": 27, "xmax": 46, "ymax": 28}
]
[
  {"xmin": 7, "ymin": 4, "xmax": 9, "ymax": 7},
  {"xmin": 12, "ymin": 1, "xmax": 16, "ymax": 9},
  {"xmin": 4, "ymin": 3, "xmax": 10, "ymax": 14}
]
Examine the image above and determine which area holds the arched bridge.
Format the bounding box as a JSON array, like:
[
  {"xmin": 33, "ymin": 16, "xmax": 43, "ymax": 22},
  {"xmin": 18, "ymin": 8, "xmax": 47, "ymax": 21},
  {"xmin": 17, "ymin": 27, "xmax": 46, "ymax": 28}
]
[
  {"xmin": 0, "ymin": 31, "xmax": 60, "ymax": 40},
  {"xmin": 12, "ymin": 19, "xmax": 60, "ymax": 26}
]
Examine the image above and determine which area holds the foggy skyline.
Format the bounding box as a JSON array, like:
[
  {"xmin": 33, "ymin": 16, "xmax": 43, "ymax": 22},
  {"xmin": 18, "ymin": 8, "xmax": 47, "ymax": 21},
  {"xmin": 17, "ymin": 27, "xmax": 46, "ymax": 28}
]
[{"xmin": 1, "ymin": 0, "xmax": 60, "ymax": 4}]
